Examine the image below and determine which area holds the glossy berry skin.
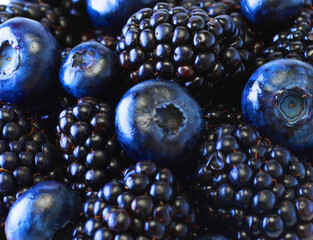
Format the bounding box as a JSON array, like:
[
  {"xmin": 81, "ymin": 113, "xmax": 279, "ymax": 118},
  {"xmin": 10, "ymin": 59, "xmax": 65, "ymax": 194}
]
[
  {"xmin": 255, "ymin": 7, "xmax": 313, "ymax": 68},
  {"xmin": 196, "ymin": 123, "xmax": 313, "ymax": 239},
  {"xmin": 5, "ymin": 181, "xmax": 81, "ymax": 240},
  {"xmin": 0, "ymin": 102, "xmax": 63, "ymax": 224},
  {"xmin": 0, "ymin": 2, "xmax": 75, "ymax": 49},
  {"xmin": 242, "ymin": 59, "xmax": 313, "ymax": 151},
  {"xmin": 59, "ymin": 41, "xmax": 117, "ymax": 98},
  {"xmin": 0, "ymin": 17, "xmax": 60, "ymax": 105},
  {"xmin": 72, "ymin": 161, "xmax": 195, "ymax": 240},
  {"xmin": 241, "ymin": 0, "xmax": 304, "ymax": 27},
  {"xmin": 117, "ymin": 2, "xmax": 253, "ymax": 104},
  {"xmin": 115, "ymin": 80, "xmax": 204, "ymax": 168},
  {"xmin": 86, "ymin": 0, "xmax": 159, "ymax": 34},
  {"xmin": 56, "ymin": 97, "xmax": 131, "ymax": 192}
]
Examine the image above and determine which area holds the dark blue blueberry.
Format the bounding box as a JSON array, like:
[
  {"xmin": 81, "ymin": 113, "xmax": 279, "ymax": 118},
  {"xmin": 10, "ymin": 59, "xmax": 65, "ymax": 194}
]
[
  {"xmin": 86, "ymin": 0, "xmax": 159, "ymax": 34},
  {"xmin": 241, "ymin": 59, "xmax": 313, "ymax": 151},
  {"xmin": 0, "ymin": 17, "xmax": 60, "ymax": 105},
  {"xmin": 115, "ymin": 80, "xmax": 204, "ymax": 168},
  {"xmin": 241, "ymin": 0, "xmax": 304, "ymax": 27},
  {"xmin": 59, "ymin": 41, "xmax": 117, "ymax": 98},
  {"xmin": 5, "ymin": 181, "xmax": 81, "ymax": 240}
]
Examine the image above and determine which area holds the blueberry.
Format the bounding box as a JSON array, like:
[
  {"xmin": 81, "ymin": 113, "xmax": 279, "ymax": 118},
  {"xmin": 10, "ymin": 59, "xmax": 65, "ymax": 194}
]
[
  {"xmin": 59, "ymin": 41, "xmax": 117, "ymax": 99},
  {"xmin": 5, "ymin": 181, "xmax": 81, "ymax": 240},
  {"xmin": 86, "ymin": 0, "xmax": 159, "ymax": 34},
  {"xmin": 241, "ymin": 59, "xmax": 313, "ymax": 151},
  {"xmin": 0, "ymin": 17, "xmax": 60, "ymax": 105},
  {"xmin": 241, "ymin": 0, "xmax": 304, "ymax": 27},
  {"xmin": 115, "ymin": 80, "xmax": 204, "ymax": 168}
]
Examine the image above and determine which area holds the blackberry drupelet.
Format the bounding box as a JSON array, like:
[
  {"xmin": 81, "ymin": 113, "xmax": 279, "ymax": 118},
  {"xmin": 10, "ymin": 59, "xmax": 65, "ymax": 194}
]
[
  {"xmin": 0, "ymin": 2, "xmax": 74, "ymax": 48},
  {"xmin": 196, "ymin": 123, "xmax": 313, "ymax": 239},
  {"xmin": 117, "ymin": 2, "xmax": 253, "ymax": 103},
  {"xmin": 255, "ymin": 6, "xmax": 313, "ymax": 69},
  {"xmin": 72, "ymin": 160, "xmax": 195, "ymax": 240},
  {"xmin": 96, "ymin": 35, "xmax": 119, "ymax": 51},
  {"xmin": 0, "ymin": 103, "xmax": 62, "ymax": 224},
  {"xmin": 203, "ymin": 104, "xmax": 243, "ymax": 136},
  {"xmin": 57, "ymin": 97, "xmax": 132, "ymax": 194}
]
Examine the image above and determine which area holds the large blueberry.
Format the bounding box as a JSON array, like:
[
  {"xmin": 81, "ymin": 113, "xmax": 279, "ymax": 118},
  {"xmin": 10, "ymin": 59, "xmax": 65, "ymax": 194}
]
[
  {"xmin": 59, "ymin": 41, "xmax": 117, "ymax": 99},
  {"xmin": 241, "ymin": 59, "xmax": 313, "ymax": 151},
  {"xmin": 0, "ymin": 17, "xmax": 60, "ymax": 105},
  {"xmin": 86, "ymin": 0, "xmax": 159, "ymax": 34},
  {"xmin": 115, "ymin": 80, "xmax": 204, "ymax": 168},
  {"xmin": 241, "ymin": 0, "xmax": 304, "ymax": 27},
  {"xmin": 5, "ymin": 181, "xmax": 80, "ymax": 240}
]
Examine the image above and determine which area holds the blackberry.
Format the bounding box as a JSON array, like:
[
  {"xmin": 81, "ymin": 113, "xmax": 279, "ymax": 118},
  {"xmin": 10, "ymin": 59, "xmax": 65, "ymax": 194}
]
[
  {"xmin": 256, "ymin": 6, "xmax": 313, "ymax": 69},
  {"xmin": 117, "ymin": 2, "xmax": 253, "ymax": 104},
  {"xmin": 72, "ymin": 160, "xmax": 195, "ymax": 240},
  {"xmin": 178, "ymin": 0, "xmax": 265, "ymax": 55},
  {"xmin": 56, "ymin": 97, "xmax": 132, "ymax": 194},
  {"xmin": 0, "ymin": 102, "xmax": 62, "ymax": 224},
  {"xmin": 0, "ymin": 2, "xmax": 76, "ymax": 48},
  {"xmin": 195, "ymin": 123, "xmax": 313, "ymax": 239}
]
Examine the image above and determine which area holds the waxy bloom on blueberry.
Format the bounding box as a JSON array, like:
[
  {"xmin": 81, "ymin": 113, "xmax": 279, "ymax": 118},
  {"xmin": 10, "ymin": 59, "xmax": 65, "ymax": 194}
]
[
  {"xmin": 0, "ymin": 17, "xmax": 60, "ymax": 105},
  {"xmin": 86, "ymin": 0, "xmax": 159, "ymax": 34},
  {"xmin": 241, "ymin": 0, "xmax": 304, "ymax": 27},
  {"xmin": 115, "ymin": 79, "xmax": 204, "ymax": 168},
  {"xmin": 242, "ymin": 59, "xmax": 313, "ymax": 151},
  {"xmin": 59, "ymin": 41, "xmax": 118, "ymax": 99},
  {"xmin": 5, "ymin": 181, "xmax": 80, "ymax": 240}
]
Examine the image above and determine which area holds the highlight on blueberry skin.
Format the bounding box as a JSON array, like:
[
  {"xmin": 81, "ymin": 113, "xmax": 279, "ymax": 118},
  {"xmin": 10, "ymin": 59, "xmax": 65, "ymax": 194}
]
[
  {"xmin": 0, "ymin": 17, "xmax": 61, "ymax": 105},
  {"xmin": 5, "ymin": 181, "xmax": 81, "ymax": 240},
  {"xmin": 241, "ymin": 0, "xmax": 304, "ymax": 27},
  {"xmin": 59, "ymin": 41, "xmax": 118, "ymax": 99},
  {"xmin": 115, "ymin": 79, "xmax": 204, "ymax": 168},
  {"xmin": 241, "ymin": 58, "xmax": 313, "ymax": 151},
  {"xmin": 86, "ymin": 0, "xmax": 159, "ymax": 34}
]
